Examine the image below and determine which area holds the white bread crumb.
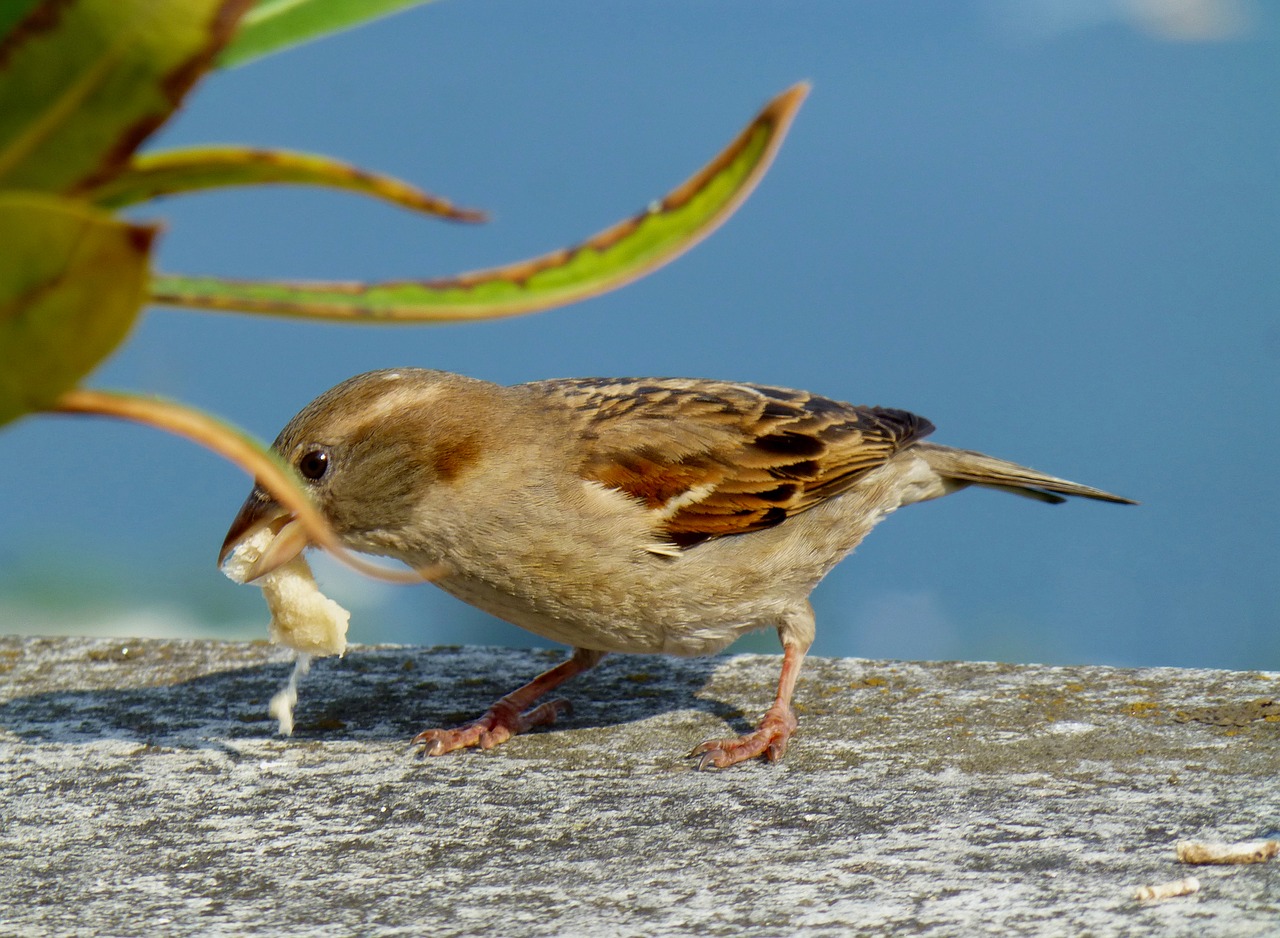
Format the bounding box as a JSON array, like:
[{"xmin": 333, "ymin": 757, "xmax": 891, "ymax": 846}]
[
  {"xmin": 1133, "ymin": 877, "xmax": 1200, "ymax": 901},
  {"xmin": 1176, "ymin": 840, "xmax": 1279, "ymax": 865},
  {"xmin": 268, "ymin": 654, "xmax": 313, "ymax": 736},
  {"xmin": 222, "ymin": 525, "xmax": 350, "ymax": 657}
]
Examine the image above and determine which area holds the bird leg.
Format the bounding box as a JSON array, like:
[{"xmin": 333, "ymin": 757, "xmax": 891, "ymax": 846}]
[
  {"xmin": 690, "ymin": 615, "xmax": 812, "ymax": 769},
  {"xmin": 413, "ymin": 647, "xmax": 605, "ymax": 756}
]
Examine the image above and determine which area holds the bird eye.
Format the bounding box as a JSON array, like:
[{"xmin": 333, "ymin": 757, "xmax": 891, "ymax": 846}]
[{"xmin": 298, "ymin": 449, "xmax": 330, "ymax": 481}]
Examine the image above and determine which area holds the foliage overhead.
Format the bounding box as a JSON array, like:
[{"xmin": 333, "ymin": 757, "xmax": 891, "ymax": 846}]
[{"xmin": 0, "ymin": 0, "xmax": 806, "ymax": 579}]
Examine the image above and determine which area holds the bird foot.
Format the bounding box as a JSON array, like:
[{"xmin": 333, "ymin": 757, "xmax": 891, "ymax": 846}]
[
  {"xmin": 688, "ymin": 705, "xmax": 798, "ymax": 770},
  {"xmin": 412, "ymin": 698, "xmax": 572, "ymax": 756}
]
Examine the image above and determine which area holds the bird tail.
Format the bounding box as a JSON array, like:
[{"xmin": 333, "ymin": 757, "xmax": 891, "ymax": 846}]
[{"xmin": 915, "ymin": 443, "xmax": 1136, "ymax": 505}]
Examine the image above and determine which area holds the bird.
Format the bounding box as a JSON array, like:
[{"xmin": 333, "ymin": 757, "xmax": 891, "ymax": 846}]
[{"xmin": 220, "ymin": 368, "xmax": 1134, "ymax": 769}]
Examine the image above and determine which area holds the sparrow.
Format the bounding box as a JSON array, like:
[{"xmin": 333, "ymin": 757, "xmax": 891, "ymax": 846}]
[{"xmin": 220, "ymin": 368, "xmax": 1134, "ymax": 769}]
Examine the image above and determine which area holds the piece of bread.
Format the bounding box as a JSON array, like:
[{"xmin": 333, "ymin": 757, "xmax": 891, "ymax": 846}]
[
  {"xmin": 223, "ymin": 527, "xmax": 351, "ymax": 735},
  {"xmin": 222, "ymin": 525, "xmax": 350, "ymax": 657}
]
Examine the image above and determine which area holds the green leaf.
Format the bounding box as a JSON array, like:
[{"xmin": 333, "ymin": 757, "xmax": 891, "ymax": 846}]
[
  {"xmin": 219, "ymin": 0, "xmax": 437, "ymax": 70},
  {"xmin": 0, "ymin": 0, "xmax": 253, "ymax": 194},
  {"xmin": 84, "ymin": 145, "xmax": 485, "ymax": 221},
  {"xmin": 0, "ymin": 193, "xmax": 157, "ymax": 427},
  {"xmin": 0, "ymin": 0, "xmax": 41, "ymax": 39},
  {"xmin": 149, "ymin": 83, "xmax": 810, "ymax": 322}
]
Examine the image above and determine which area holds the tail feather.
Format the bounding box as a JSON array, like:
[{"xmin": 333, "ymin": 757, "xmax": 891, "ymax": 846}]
[{"xmin": 915, "ymin": 443, "xmax": 1137, "ymax": 505}]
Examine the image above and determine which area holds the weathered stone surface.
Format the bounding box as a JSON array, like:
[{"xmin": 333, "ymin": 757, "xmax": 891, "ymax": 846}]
[{"xmin": 1, "ymin": 636, "xmax": 1277, "ymax": 936}]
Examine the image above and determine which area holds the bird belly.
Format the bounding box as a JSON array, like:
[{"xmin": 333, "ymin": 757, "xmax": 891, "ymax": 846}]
[
  {"xmin": 424, "ymin": 469, "xmax": 913, "ymax": 657},
  {"xmin": 431, "ymin": 556, "xmax": 801, "ymax": 657}
]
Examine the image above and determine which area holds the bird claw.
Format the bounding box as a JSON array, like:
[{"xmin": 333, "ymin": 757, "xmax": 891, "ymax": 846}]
[
  {"xmin": 687, "ymin": 706, "xmax": 798, "ymax": 770},
  {"xmin": 694, "ymin": 750, "xmax": 721, "ymax": 772},
  {"xmin": 412, "ymin": 697, "xmax": 573, "ymax": 757}
]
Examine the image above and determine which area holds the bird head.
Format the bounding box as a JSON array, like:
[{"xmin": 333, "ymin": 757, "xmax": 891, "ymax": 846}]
[{"xmin": 219, "ymin": 368, "xmax": 494, "ymax": 580}]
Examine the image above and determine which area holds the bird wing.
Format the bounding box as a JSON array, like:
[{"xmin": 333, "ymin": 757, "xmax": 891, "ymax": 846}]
[{"xmin": 528, "ymin": 378, "xmax": 934, "ymax": 548}]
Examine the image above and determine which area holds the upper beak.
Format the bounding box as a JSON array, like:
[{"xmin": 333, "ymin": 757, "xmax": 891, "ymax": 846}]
[{"xmin": 219, "ymin": 487, "xmax": 308, "ymax": 581}]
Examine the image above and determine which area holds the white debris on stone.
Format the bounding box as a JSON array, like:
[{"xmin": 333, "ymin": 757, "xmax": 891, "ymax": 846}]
[
  {"xmin": 1177, "ymin": 840, "xmax": 1279, "ymax": 865},
  {"xmin": 1133, "ymin": 877, "xmax": 1200, "ymax": 902}
]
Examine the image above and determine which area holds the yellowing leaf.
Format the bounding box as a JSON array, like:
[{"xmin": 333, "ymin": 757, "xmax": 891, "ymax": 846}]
[
  {"xmin": 0, "ymin": 0, "xmax": 253, "ymax": 194},
  {"xmin": 149, "ymin": 83, "xmax": 810, "ymax": 322},
  {"xmin": 0, "ymin": 193, "xmax": 156, "ymax": 427},
  {"xmin": 85, "ymin": 146, "xmax": 485, "ymax": 221}
]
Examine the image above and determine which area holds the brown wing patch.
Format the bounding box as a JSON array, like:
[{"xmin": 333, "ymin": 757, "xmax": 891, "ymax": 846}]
[
  {"xmin": 587, "ymin": 451, "xmax": 724, "ymax": 509},
  {"xmin": 535, "ymin": 378, "xmax": 934, "ymax": 549}
]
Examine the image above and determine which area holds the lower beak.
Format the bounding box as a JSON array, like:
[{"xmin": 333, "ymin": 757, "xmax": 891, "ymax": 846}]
[{"xmin": 219, "ymin": 488, "xmax": 309, "ymax": 582}]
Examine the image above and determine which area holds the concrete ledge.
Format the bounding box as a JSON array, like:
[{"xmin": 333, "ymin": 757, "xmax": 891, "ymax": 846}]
[{"xmin": 1, "ymin": 636, "xmax": 1278, "ymax": 936}]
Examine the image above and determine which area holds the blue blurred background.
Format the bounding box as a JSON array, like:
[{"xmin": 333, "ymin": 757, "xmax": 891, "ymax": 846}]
[{"xmin": 3, "ymin": 1, "xmax": 1277, "ymax": 670}]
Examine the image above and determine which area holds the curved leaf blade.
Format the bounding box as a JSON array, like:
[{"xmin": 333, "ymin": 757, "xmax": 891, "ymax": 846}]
[
  {"xmin": 0, "ymin": 0, "xmax": 253, "ymax": 194},
  {"xmin": 219, "ymin": 0, "xmax": 438, "ymax": 70},
  {"xmin": 48, "ymin": 388, "xmax": 436, "ymax": 584},
  {"xmin": 148, "ymin": 82, "xmax": 810, "ymax": 322},
  {"xmin": 0, "ymin": 193, "xmax": 156, "ymax": 427},
  {"xmin": 83, "ymin": 146, "xmax": 485, "ymax": 221}
]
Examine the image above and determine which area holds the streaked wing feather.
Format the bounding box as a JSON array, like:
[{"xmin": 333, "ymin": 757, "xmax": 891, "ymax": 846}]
[{"xmin": 530, "ymin": 378, "xmax": 934, "ymax": 548}]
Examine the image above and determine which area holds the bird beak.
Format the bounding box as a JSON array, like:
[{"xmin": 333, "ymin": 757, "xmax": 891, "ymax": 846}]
[{"xmin": 219, "ymin": 487, "xmax": 309, "ymax": 582}]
